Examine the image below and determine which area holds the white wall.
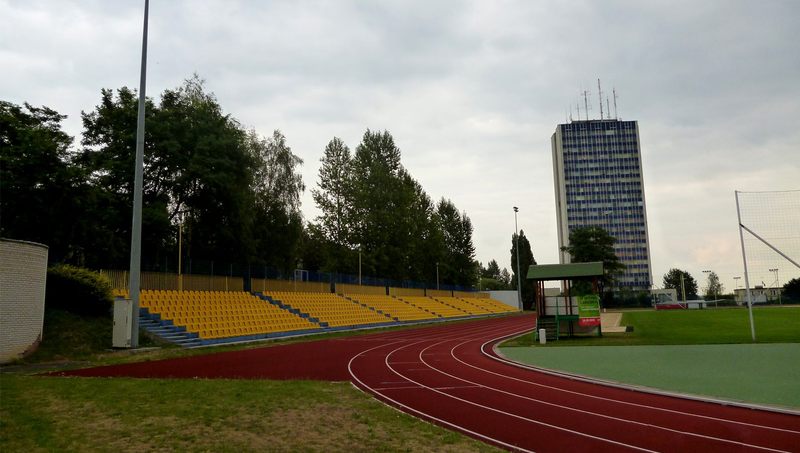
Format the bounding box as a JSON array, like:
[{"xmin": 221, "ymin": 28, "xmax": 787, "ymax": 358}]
[
  {"xmin": 488, "ymin": 290, "xmax": 519, "ymax": 308},
  {"xmin": 0, "ymin": 239, "xmax": 48, "ymax": 363}
]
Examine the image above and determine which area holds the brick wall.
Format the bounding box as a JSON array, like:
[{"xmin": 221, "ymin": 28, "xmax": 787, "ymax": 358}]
[{"xmin": 0, "ymin": 239, "xmax": 48, "ymax": 363}]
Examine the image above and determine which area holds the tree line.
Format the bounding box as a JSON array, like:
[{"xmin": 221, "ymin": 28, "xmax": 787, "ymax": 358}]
[
  {"xmin": 1, "ymin": 75, "xmax": 479, "ymax": 288},
  {"xmin": 304, "ymin": 130, "xmax": 477, "ymax": 287}
]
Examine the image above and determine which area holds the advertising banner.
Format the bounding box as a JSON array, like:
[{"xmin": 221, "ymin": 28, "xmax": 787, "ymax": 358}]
[{"xmin": 578, "ymin": 295, "xmax": 601, "ymax": 327}]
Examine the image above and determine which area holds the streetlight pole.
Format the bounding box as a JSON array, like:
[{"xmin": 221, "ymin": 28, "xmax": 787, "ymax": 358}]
[
  {"xmin": 178, "ymin": 212, "xmax": 183, "ymax": 292},
  {"xmin": 126, "ymin": 0, "xmax": 149, "ymax": 348},
  {"xmin": 513, "ymin": 207, "xmax": 522, "ymax": 311},
  {"xmin": 703, "ymin": 269, "xmax": 717, "ymax": 307},
  {"xmin": 679, "ymin": 272, "xmax": 686, "ymax": 303},
  {"xmin": 769, "ymin": 268, "xmax": 780, "ymax": 304}
]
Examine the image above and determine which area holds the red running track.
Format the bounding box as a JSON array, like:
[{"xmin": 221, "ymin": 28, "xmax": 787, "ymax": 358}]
[{"xmin": 55, "ymin": 314, "xmax": 800, "ymax": 452}]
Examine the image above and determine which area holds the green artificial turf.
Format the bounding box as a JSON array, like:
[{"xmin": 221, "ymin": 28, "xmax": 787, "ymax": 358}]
[
  {"xmin": 499, "ymin": 307, "xmax": 800, "ymax": 409},
  {"xmin": 500, "ymin": 343, "xmax": 800, "ymax": 409}
]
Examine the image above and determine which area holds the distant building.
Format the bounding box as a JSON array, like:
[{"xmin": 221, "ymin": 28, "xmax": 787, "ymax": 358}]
[
  {"xmin": 552, "ymin": 118, "xmax": 653, "ymax": 293},
  {"xmin": 734, "ymin": 286, "xmax": 781, "ymax": 304}
]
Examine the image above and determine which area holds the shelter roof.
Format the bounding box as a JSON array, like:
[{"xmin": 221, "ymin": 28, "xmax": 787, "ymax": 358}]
[{"xmin": 526, "ymin": 262, "xmax": 604, "ymax": 281}]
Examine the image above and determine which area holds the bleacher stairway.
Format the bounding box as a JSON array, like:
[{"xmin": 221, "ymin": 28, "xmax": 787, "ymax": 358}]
[{"xmin": 139, "ymin": 309, "xmax": 203, "ymax": 347}]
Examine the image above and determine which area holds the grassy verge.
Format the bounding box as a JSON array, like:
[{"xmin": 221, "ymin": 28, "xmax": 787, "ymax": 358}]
[
  {"xmin": 0, "ymin": 375, "xmax": 499, "ymax": 453},
  {"xmin": 16, "ymin": 309, "xmax": 167, "ymax": 365},
  {"xmin": 502, "ymin": 306, "xmax": 800, "ymax": 347}
]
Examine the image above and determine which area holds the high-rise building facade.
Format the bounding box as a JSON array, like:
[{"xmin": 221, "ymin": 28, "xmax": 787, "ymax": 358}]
[{"xmin": 552, "ymin": 119, "xmax": 653, "ymax": 292}]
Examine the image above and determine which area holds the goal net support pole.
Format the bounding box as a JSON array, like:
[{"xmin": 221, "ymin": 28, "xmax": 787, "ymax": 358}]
[{"xmin": 735, "ymin": 191, "xmax": 757, "ymax": 342}]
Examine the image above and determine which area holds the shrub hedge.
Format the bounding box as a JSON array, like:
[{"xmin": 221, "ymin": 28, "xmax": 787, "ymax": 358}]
[{"xmin": 46, "ymin": 265, "xmax": 113, "ymax": 316}]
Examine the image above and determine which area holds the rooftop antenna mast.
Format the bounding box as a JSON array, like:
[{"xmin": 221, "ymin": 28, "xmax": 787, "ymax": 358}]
[
  {"xmin": 597, "ymin": 78, "xmax": 604, "ymax": 120},
  {"xmin": 583, "ymin": 89, "xmax": 589, "ymax": 121},
  {"xmin": 613, "ymin": 87, "xmax": 619, "ymax": 119},
  {"xmin": 606, "ymin": 96, "xmax": 611, "ymax": 121}
]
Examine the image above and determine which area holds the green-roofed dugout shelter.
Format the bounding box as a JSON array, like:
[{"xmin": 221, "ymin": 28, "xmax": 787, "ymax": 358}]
[{"xmin": 527, "ymin": 262, "xmax": 604, "ymax": 340}]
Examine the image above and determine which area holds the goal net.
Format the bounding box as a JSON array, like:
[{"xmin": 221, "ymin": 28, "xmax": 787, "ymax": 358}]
[{"xmin": 736, "ymin": 190, "xmax": 800, "ymax": 312}]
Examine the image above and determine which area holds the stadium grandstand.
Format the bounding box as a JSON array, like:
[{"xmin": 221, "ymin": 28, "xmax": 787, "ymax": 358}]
[{"xmin": 103, "ymin": 271, "xmax": 517, "ymax": 347}]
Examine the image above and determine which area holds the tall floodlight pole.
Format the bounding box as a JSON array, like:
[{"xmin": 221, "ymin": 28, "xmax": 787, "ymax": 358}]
[
  {"xmin": 769, "ymin": 268, "xmax": 780, "ymax": 304},
  {"xmin": 436, "ymin": 262, "xmax": 439, "ymax": 290},
  {"xmin": 127, "ymin": 0, "xmax": 149, "ymax": 348},
  {"xmin": 513, "ymin": 207, "xmax": 522, "ymax": 310},
  {"xmin": 735, "ymin": 190, "xmax": 756, "ymax": 342}
]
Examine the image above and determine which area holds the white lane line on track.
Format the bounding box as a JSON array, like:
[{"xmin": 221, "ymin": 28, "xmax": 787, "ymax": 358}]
[
  {"xmin": 473, "ymin": 328, "xmax": 800, "ymax": 436},
  {"xmin": 347, "ymin": 331, "xmax": 536, "ymax": 452},
  {"xmin": 373, "ymin": 386, "xmax": 423, "ymax": 391},
  {"xmin": 379, "ymin": 336, "xmax": 658, "ymax": 452},
  {"xmin": 434, "ymin": 385, "xmax": 482, "ymax": 390},
  {"xmin": 421, "ymin": 334, "xmax": 793, "ymax": 453}
]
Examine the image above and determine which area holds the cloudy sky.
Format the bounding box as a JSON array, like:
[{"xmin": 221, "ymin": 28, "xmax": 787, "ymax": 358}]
[{"xmin": 3, "ymin": 0, "xmax": 799, "ymax": 291}]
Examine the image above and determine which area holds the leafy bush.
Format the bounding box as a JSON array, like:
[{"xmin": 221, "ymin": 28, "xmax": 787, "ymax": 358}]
[{"xmin": 46, "ymin": 265, "xmax": 113, "ymax": 316}]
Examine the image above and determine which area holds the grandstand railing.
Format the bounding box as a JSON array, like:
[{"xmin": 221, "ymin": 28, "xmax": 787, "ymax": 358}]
[
  {"xmin": 251, "ymin": 278, "xmax": 329, "ymax": 293},
  {"xmin": 101, "ymin": 269, "xmax": 492, "ymax": 299},
  {"xmin": 389, "ymin": 287, "xmax": 425, "ymax": 297},
  {"xmin": 101, "ymin": 270, "xmax": 243, "ymax": 292},
  {"xmin": 336, "ymin": 283, "xmax": 386, "ymax": 295}
]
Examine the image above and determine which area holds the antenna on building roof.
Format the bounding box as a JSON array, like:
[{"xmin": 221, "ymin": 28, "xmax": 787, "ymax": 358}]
[
  {"xmin": 569, "ymin": 105, "xmax": 573, "ymax": 122},
  {"xmin": 597, "ymin": 78, "xmax": 604, "ymax": 120},
  {"xmin": 583, "ymin": 89, "xmax": 589, "ymax": 121},
  {"xmin": 613, "ymin": 87, "xmax": 619, "ymax": 120},
  {"xmin": 576, "ymin": 99, "xmax": 581, "ymax": 122},
  {"xmin": 606, "ymin": 96, "xmax": 611, "ymax": 122}
]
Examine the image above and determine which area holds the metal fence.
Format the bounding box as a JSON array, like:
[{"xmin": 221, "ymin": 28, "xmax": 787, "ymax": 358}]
[{"xmin": 101, "ymin": 266, "xmax": 484, "ymax": 296}]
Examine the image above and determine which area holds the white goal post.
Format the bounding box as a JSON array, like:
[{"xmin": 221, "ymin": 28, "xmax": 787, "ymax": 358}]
[{"xmin": 735, "ymin": 189, "xmax": 800, "ymax": 341}]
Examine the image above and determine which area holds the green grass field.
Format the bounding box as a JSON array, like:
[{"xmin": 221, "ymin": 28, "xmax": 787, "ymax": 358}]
[
  {"xmin": 1, "ymin": 311, "xmax": 503, "ymax": 452},
  {"xmin": 503, "ymin": 306, "xmax": 800, "ymax": 347},
  {"xmin": 0, "ymin": 375, "xmax": 499, "ymax": 452},
  {"xmin": 499, "ymin": 306, "xmax": 800, "ymax": 409}
]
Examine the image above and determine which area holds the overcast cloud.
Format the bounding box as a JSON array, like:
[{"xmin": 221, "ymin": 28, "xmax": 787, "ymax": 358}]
[{"xmin": 3, "ymin": 0, "xmax": 799, "ymax": 290}]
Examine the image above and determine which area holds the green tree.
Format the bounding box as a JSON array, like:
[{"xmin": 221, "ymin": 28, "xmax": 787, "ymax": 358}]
[
  {"xmin": 436, "ymin": 198, "xmax": 477, "ymax": 287},
  {"xmin": 663, "ymin": 268, "xmax": 698, "ymax": 301},
  {"xmin": 312, "ymin": 137, "xmax": 353, "ymax": 246},
  {"xmin": 77, "ymin": 75, "xmax": 302, "ymax": 271},
  {"xmin": 0, "ymin": 101, "xmax": 91, "ymax": 263},
  {"xmin": 499, "ymin": 268, "xmax": 511, "ymax": 286},
  {"xmin": 247, "ymin": 129, "xmax": 305, "ymax": 271},
  {"xmin": 312, "ymin": 137, "xmax": 354, "ymax": 272},
  {"xmin": 783, "ymin": 277, "xmax": 800, "ymax": 302},
  {"xmin": 483, "ymin": 260, "xmax": 501, "ymax": 280},
  {"xmin": 350, "ymin": 130, "xmax": 407, "ymax": 280},
  {"xmin": 704, "ymin": 271, "xmax": 724, "ymax": 300},
  {"xmin": 561, "ymin": 226, "xmax": 625, "ymax": 292},
  {"xmin": 510, "ymin": 230, "xmax": 537, "ymax": 309},
  {"xmin": 76, "ymin": 86, "xmax": 168, "ymax": 268},
  {"xmin": 480, "ymin": 260, "xmax": 510, "ymax": 290},
  {"xmin": 405, "ymin": 175, "xmax": 444, "ymax": 284}
]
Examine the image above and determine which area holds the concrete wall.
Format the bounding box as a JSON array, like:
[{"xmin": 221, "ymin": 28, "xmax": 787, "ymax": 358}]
[
  {"xmin": 0, "ymin": 239, "xmax": 48, "ymax": 363},
  {"xmin": 488, "ymin": 290, "xmax": 519, "ymax": 308}
]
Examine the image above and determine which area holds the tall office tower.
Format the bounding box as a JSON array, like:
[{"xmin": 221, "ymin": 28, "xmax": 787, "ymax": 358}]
[{"xmin": 552, "ymin": 118, "xmax": 653, "ymax": 292}]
